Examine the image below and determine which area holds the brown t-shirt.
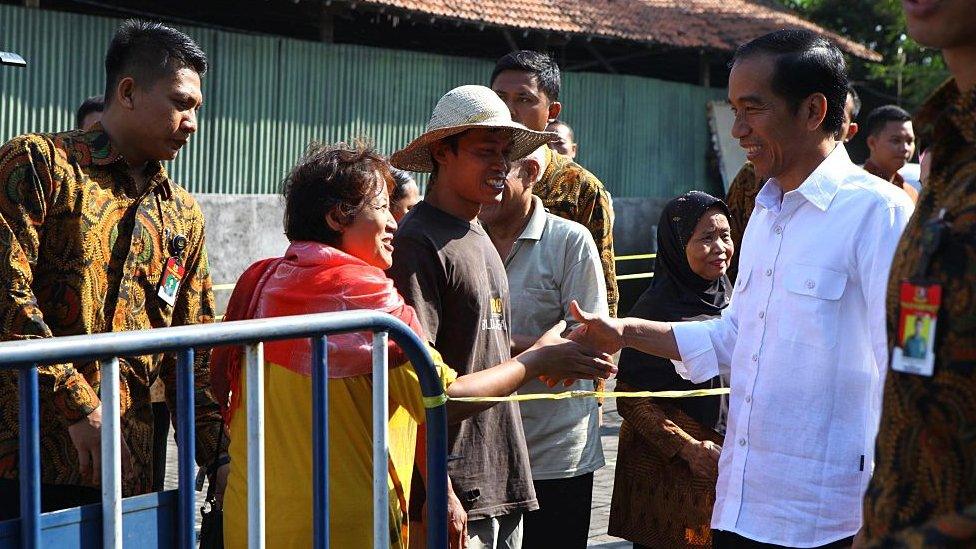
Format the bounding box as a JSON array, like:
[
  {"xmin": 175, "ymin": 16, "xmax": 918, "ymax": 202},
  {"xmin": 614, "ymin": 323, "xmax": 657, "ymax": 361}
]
[{"xmin": 387, "ymin": 200, "xmax": 538, "ymax": 520}]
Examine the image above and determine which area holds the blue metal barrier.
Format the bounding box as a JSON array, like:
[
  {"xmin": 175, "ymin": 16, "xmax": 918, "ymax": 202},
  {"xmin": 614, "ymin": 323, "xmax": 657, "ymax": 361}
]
[{"xmin": 0, "ymin": 310, "xmax": 449, "ymax": 549}]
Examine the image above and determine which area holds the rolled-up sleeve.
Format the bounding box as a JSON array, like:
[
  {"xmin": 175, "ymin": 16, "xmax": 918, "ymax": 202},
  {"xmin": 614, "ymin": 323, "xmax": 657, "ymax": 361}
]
[{"xmin": 671, "ymin": 307, "xmax": 738, "ymax": 383}]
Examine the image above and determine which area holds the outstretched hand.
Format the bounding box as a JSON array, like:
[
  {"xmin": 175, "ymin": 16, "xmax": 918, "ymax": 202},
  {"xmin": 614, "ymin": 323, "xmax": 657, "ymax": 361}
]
[
  {"xmin": 566, "ymin": 301, "xmax": 626, "ymax": 355},
  {"xmin": 523, "ymin": 320, "xmax": 617, "ymax": 384}
]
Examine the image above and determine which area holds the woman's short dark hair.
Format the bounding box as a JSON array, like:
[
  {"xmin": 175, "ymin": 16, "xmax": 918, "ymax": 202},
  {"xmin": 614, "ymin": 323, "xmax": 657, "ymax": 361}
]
[
  {"xmin": 732, "ymin": 29, "xmax": 849, "ymax": 135},
  {"xmin": 282, "ymin": 141, "xmax": 393, "ymax": 245}
]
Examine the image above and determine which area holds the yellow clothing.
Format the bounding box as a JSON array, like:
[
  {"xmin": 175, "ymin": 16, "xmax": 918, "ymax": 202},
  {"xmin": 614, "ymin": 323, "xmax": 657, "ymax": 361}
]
[{"xmin": 223, "ymin": 348, "xmax": 456, "ymax": 548}]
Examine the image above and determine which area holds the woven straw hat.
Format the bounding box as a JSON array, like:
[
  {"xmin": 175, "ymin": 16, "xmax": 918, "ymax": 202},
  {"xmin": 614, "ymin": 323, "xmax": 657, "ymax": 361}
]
[{"xmin": 390, "ymin": 85, "xmax": 555, "ymax": 173}]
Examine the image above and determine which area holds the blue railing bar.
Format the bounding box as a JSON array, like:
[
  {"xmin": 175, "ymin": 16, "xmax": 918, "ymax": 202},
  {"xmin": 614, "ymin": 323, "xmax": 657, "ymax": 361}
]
[
  {"xmin": 0, "ymin": 311, "xmax": 449, "ymax": 548},
  {"xmin": 372, "ymin": 331, "xmax": 390, "ymax": 549},
  {"xmin": 176, "ymin": 348, "xmax": 195, "ymax": 549},
  {"xmin": 100, "ymin": 357, "xmax": 122, "ymax": 549},
  {"xmin": 17, "ymin": 366, "xmax": 40, "ymax": 549},
  {"xmin": 0, "ymin": 311, "xmax": 438, "ymax": 367},
  {"xmin": 245, "ymin": 342, "xmax": 266, "ymax": 549},
  {"xmin": 312, "ymin": 335, "xmax": 329, "ymax": 549},
  {"xmin": 383, "ymin": 323, "xmax": 449, "ymax": 549}
]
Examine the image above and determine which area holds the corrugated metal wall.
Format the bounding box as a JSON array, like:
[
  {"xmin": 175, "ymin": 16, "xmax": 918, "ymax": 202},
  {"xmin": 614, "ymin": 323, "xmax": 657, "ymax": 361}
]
[{"xmin": 0, "ymin": 4, "xmax": 725, "ymax": 197}]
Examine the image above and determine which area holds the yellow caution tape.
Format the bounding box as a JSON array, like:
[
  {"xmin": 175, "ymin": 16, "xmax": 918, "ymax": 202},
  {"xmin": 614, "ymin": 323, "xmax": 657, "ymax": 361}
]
[
  {"xmin": 614, "ymin": 253, "xmax": 656, "ymax": 261},
  {"xmin": 616, "ymin": 272, "xmax": 654, "ymax": 281},
  {"xmin": 445, "ymin": 387, "xmax": 728, "ymax": 404},
  {"xmin": 422, "ymin": 393, "xmax": 450, "ymax": 408}
]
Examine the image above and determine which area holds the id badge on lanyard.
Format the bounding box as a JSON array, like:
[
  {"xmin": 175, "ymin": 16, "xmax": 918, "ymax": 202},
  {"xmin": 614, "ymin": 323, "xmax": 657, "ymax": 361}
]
[
  {"xmin": 157, "ymin": 231, "xmax": 188, "ymax": 307},
  {"xmin": 891, "ymin": 209, "xmax": 948, "ymax": 377}
]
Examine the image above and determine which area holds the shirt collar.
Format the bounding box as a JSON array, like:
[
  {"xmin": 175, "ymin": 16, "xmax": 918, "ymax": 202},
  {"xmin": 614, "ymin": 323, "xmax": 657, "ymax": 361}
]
[
  {"xmin": 517, "ymin": 195, "xmax": 548, "ymax": 241},
  {"xmin": 71, "ymin": 123, "xmax": 173, "ymax": 199},
  {"xmin": 72, "ymin": 122, "xmax": 126, "ymax": 167},
  {"xmin": 755, "ymin": 143, "xmax": 849, "ymax": 213}
]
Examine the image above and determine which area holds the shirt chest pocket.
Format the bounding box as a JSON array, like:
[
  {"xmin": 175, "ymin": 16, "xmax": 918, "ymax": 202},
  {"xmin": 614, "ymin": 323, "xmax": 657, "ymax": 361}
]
[
  {"xmin": 522, "ymin": 288, "xmax": 562, "ymax": 328},
  {"xmin": 778, "ymin": 265, "xmax": 848, "ymax": 349}
]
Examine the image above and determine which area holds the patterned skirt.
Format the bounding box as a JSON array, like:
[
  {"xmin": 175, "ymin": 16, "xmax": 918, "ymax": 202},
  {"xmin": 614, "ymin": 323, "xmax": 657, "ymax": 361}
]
[{"xmin": 608, "ymin": 398, "xmax": 723, "ymax": 548}]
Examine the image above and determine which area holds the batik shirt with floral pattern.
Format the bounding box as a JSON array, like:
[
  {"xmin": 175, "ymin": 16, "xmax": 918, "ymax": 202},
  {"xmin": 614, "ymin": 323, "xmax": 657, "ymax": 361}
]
[
  {"xmin": 723, "ymin": 162, "xmax": 762, "ymax": 285},
  {"xmin": 0, "ymin": 126, "xmax": 228, "ymax": 494},
  {"xmin": 536, "ymin": 147, "xmax": 618, "ymax": 317},
  {"xmin": 862, "ymin": 80, "xmax": 976, "ymax": 545}
]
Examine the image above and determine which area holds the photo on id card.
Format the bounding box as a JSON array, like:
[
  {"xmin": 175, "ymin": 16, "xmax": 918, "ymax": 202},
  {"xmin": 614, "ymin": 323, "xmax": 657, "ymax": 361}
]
[{"xmin": 891, "ymin": 281, "xmax": 940, "ymax": 376}]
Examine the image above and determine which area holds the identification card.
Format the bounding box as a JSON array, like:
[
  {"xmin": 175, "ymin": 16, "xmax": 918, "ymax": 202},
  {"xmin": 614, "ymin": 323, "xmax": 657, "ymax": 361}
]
[
  {"xmin": 890, "ymin": 281, "xmax": 941, "ymax": 377},
  {"xmin": 157, "ymin": 256, "xmax": 185, "ymax": 307}
]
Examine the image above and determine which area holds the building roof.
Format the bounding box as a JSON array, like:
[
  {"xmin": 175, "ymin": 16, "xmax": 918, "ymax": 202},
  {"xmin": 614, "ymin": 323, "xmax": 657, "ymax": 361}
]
[{"xmin": 357, "ymin": 0, "xmax": 881, "ymax": 61}]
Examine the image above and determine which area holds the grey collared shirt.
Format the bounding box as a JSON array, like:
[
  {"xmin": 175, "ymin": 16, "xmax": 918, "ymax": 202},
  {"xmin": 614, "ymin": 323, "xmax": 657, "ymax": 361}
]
[{"xmin": 504, "ymin": 195, "xmax": 608, "ymax": 479}]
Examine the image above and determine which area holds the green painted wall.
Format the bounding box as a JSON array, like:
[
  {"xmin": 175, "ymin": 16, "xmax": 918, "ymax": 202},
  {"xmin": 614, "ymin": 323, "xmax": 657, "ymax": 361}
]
[{"xmin": 0, "ymin": 4, "xmax": 725, "ymax": 197}]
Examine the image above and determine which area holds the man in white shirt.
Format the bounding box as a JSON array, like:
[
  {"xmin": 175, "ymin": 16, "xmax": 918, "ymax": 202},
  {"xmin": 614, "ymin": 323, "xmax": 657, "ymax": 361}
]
[
  {"xmin": 479, "ymin": 146, "xmax": 607, "ymax": 548},
  {"xmin": 567, "ymin": 29, "xmax": 913, "ymax": 548}
]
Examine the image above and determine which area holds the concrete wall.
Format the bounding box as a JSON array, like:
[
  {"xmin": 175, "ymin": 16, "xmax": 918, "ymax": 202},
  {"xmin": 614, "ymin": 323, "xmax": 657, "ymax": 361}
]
[
  {"xmin": 610, "ymin": 197, "xmax": 670, "ymax": 315},
  {"xmin": 196, "ymin": 194, "xmax": 290, "ymax": 313},
  {"xmin": 196, "ymin": 194, "xmax": 672, "ymax": 315}
]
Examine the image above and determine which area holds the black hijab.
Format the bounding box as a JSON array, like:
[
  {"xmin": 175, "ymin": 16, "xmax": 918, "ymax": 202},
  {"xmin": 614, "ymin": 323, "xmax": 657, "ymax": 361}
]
[{"xmin": 617, "ymin": 190, "xmax": 732, "ymax": 430}]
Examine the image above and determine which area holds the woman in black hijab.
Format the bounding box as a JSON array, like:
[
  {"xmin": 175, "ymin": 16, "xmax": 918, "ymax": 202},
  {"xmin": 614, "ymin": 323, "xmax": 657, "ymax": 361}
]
[{"xmin": 608, "ymin": 191, "xmax": 733, "ymax": 548}]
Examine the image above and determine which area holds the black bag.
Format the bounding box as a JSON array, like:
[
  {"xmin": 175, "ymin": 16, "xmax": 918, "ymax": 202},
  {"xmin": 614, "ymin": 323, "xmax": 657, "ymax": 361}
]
[
  {"xmin": 198, "ymin": 429, "xmax": 227, "ymax": 549},
  {"xmin": 198, "ymin": 491, "xmax": 223, "ymax": 549}
]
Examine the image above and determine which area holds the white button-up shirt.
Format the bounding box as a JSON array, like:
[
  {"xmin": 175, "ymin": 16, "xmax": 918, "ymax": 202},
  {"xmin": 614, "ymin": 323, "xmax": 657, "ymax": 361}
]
[{"xmin": 671, "ymin": 145, "xmax": 913, "ymax": 547}]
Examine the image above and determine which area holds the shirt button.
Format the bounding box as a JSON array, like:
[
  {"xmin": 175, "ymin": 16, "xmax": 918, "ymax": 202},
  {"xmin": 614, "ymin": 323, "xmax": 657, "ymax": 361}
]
[
  {"xmin": 774, "ymin": 226, "xmax": 783, "ymax": 235},
  {"xmin": 745, "ymin": 395, "xmax": 752, "ymax": 403},
  {"xmin": 805, "ymin": 280, "xmax": 816, "ymax": 289},
  {"xmin": 765, "ymin": 268, "xmax": 773, "ymax": 277},
  {"xmin": 739, "ymin": 438, "xmax": 747, "ymax": 446},
  {"xmin": 758, "ymin": 311, "xmax": 765, "ymax": 319},
  {"xmin": 751, "ymin": 353, "xmax": 759, "ymax": 362}
]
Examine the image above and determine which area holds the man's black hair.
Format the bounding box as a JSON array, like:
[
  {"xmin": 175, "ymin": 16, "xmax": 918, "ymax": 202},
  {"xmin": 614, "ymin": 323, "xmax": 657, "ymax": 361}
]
[
  {"xmin": 863, "ymin": 105, "xmax": 912, "ymax": 137},
  {"xmin": 428, "ymin": 131, "xmax": 464, "ymax": 184},
  {"xmin": 848, "ymin": 86, "xmax": 861, "ymax": 120},
  {"xmin": 489, "ymin": 50, "xmax": 561, "ymax": 102},
  {"xmin": 76, "ymin": 95, "xmax": 104, "ymax": 128},
  {"xmin": 733, "ymin": 29, "xmax": 849, "ymax": 135},
  {"xmin": 104, "ymin": 19, "xmax": 208, "ymax": 103},
  {"xmin": 548, "ymin": 119, "xmax": 575, "ymax": 141},
  {"xmin": 390, "ymin": 168, "xmax": 417, "ymax": 201}
]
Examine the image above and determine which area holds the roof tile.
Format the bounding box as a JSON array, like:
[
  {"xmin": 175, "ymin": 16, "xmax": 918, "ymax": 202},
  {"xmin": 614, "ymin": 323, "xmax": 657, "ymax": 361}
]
[{"xmin": 360, "ymin": 0, "xmax": 881, "ymax": 61}]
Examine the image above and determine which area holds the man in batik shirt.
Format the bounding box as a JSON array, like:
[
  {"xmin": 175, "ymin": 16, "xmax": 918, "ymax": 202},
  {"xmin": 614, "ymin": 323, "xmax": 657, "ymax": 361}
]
[
  {"xmin": 858, "ymin": 0, "xmax": 976, "ymax": 545},
  {"xmin": 0, "ymin": 20, "xmax": 228, "ymax": 518}
]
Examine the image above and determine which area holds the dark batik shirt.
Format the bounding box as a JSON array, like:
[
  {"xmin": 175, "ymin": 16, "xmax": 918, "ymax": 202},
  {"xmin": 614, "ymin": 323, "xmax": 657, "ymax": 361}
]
[
  {"xmin": 724, "ymin": 162, "xmax": 762, "ymax": 285},
  {"xmin": 862, "ymin": 80, "xmax": 976, "ymax": 545},
  {"xmin": 535, "ymin": 148, "xmax": 618, "ymax": 317},
  {"xmin": 0, "ymin": 126, "xmax": 227, "ymax": 494}
]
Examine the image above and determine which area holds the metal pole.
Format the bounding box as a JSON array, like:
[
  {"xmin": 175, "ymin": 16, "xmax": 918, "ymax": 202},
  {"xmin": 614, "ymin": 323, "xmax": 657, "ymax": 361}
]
[
  {"xmin": 311, "ymin": 335, "xmax": 329, "ymax": 549},
  {"xmin": 245, "ymin": 343, "xmax": 266, "ymax": 549},
  {"xmin": 100, "ymin": 358, "xmax": 122, "ymax": 549},
  {"xmin": 422, "ymin": 401, "xmax": 449, "ymax": 549},
  {"xmin": 176, "ymin": 349, "xmax": 196, "ymax": 549},
  {"xmin": 371, "ymin": 331, "xmax": 389, "ymax": 549},
  {"xmin": 18, "ymin": 366, "xmax": 40, "ymax": 549}
]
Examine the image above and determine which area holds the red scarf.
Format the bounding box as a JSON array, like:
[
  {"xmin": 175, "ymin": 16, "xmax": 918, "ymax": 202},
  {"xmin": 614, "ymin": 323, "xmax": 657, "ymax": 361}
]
[{"xmin": 211, "ymin": 241, "xmax": 425, "ymax": 423}]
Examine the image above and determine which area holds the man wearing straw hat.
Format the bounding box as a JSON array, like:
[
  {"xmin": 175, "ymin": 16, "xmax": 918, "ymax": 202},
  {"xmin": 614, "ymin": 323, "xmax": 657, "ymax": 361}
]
[{"xmin": 388, "ymin": 85, "xmax": 562, "ymax": 548}]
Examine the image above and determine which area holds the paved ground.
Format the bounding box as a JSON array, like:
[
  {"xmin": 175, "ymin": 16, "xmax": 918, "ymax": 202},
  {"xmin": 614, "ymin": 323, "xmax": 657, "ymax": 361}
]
[
  {"xmin": 588, "ymin": 390, "xmax": 631, "ymax": 548},
  {"xmin": 164, "ymin": 387, "xmax": 633, "ymax": 547}
]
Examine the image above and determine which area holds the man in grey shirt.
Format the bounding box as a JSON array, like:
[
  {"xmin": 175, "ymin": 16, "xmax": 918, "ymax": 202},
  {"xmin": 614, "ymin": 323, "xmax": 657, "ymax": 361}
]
[{"xmin": 480, "ymin": 146, "xmax": 607, "ymax": 548}]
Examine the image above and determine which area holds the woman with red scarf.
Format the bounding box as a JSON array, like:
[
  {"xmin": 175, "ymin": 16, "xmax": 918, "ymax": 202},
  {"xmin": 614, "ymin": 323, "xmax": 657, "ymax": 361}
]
[{"xmin": 213, "ymin": 142, "xmax": 615, "ymax": 548}]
